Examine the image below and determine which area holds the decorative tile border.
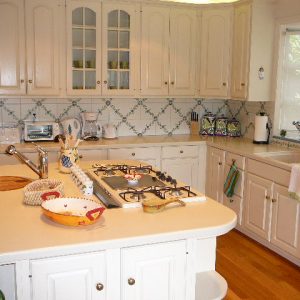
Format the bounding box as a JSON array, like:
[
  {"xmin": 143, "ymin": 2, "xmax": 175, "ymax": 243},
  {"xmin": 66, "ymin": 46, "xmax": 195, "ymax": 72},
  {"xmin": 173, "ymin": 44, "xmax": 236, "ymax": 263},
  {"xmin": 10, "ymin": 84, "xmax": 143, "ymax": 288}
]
[{"xmin": 0, "ymin": 97, "xmax": 274, "ymax": 138}]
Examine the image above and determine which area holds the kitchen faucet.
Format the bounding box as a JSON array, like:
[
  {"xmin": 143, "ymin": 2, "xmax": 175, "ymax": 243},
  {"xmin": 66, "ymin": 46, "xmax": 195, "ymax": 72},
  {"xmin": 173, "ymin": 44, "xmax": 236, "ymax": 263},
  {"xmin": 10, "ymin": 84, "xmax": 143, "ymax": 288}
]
[
  {"xmin": 6, "ymin": 144, "xmax": 48, "ymax": 179},
  {"xmin": 292, "ymin": 121, "xmax": 300, "ymax": 133}
]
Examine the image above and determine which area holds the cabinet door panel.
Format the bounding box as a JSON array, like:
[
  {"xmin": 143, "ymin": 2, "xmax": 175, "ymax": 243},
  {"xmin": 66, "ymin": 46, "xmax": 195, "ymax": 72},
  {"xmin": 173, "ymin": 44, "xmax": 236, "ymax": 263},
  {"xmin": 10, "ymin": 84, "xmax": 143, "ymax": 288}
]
[
  {"xmin": 231, "ymin": 3, "xmax": 250, "ymax": 99},
  {"xmin": 26, "ymin": 0, "xmax": 60, "ymax": 95},
  {"xmin": 244, "ymin": 173, "xmax": 272, "ymax": 240},
  {"xmin": 271, "ymin": 184, "xmax": 300, "ymax": 257},
  {"xmin": 141, "ymin": 6, "xmax": 169, "ymax": 96},
  {"xmin": 200, "ymin": 8, "xmax": 232, "ymax": 97},
  {"xmin": 0, "ymin": 0, "xmax": 25, "ymax": 95},
  {"xmin": 31, "ymin": 252, "xmax": 106, "ymax": 300},
  {"xmin": 169, "ymin": 8, "xmax": 196, "ymax": 96},
  {"xmin": 121, "ymin": 241, "xmax": 186, "ymax": 300}
]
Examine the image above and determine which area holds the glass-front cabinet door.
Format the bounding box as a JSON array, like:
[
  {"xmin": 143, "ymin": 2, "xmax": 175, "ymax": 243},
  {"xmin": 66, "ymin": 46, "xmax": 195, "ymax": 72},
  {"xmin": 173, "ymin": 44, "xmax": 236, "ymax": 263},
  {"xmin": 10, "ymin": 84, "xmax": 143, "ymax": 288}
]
[
  {"xmin": 66, "ymin": 1, "xmax": 101, "ymax": 95},
  {"xmin": 102, "ymin": 3, "xmax": 138, "ymax": 96}
]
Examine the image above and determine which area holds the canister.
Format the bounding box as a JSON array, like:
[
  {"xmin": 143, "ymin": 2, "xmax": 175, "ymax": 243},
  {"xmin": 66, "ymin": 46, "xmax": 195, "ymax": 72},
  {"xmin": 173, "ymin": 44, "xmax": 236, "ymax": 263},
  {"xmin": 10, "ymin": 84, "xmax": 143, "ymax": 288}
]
[
  {"xmin": 201, "ymin": 113, "xmax": 216, "ymax": 136},
  {"xmin": 215, "ymin": 115, "xmax": 228, "ymax": 136},
  {"xmin": 227, "ymin": 118, "xmax": 241, "ymax": 137}
]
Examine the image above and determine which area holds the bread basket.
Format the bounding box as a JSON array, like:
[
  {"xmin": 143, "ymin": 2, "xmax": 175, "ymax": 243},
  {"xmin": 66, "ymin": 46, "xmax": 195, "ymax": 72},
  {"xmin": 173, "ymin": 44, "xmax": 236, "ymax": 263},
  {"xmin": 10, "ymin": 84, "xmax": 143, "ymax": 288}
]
[{"xmin": 24, "ymin": 179, "xmax": 64, "ymax": 206}]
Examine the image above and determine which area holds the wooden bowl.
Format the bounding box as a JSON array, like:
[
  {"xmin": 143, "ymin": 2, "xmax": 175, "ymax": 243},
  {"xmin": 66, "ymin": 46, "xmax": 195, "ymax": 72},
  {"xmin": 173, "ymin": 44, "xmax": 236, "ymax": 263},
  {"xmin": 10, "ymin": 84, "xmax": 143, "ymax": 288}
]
[{"xmin": 41, "ymin": 197, "xmax": 105, "ymax": 226}]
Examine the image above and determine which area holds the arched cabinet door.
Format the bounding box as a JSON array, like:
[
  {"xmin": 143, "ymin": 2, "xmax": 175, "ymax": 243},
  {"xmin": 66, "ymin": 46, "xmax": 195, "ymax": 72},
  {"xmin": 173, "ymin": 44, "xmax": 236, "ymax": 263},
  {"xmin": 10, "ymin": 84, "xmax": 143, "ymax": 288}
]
[
  {"xmin": 66, "ymin": 0, "xmax": 102, "ymax": 95},
  {"xmin": 102, "ymin": 3, "xmax": 138, "ymax": 96}
]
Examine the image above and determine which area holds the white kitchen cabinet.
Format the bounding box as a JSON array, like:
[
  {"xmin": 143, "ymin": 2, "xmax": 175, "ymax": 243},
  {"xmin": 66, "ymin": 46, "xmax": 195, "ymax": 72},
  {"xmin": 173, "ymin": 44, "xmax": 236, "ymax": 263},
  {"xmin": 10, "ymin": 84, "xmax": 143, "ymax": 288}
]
[
  {"xmin": 231, "ymin": 0, "xmax": 275, "ymax": 101},
  {"xmin": 199, "ymin": 7, "xmax": 232, "ymax": 98},
  {"xmin": 0, "ymin": 264, "xmax": 16, "ymax": 300},
  {"xmin": 30, "ymin": 252, "xmax": 109, "ymax": 300},
  {"xmin": 0, "ymin": 0, "xmax": 26, "ymax": 95},
  {"xmin": 66, "ymin": 0, "xmax": 102, "ymax": 95},
  {"xmin": 78, "ymin": 149, "xmax": 107, "ymax": 161},
  {"xmin": 102, "ymin": 2, "xmax": 139, "ymax": 96},
  {"xmin": 271, "ymin": 184, "xmax": 300, "ymax": 258},
  {"xmin": 205, "ymin": 146, "xmax": 225, "ymax": 203},
  {"xmin": 25, "ymin": 0, "xmax": 61, "ymax": 95},
  {"xmin": 244, "ymin": 173, "xmax": 272, "ymax": 240},
  {"xmin": 141, "ymin": 5, "xmax": 196, "ymax": 96},
  {"xmin": 161, "ymin": 145, "xmax": 199, "ymax": 190},
  {"xmin": 108, "ymin": 147, "xmax": 161, "ymax": 168},
  {"xmin": 121, "ymin": 240, "xmax": 187, "ymax": 300},
  {"xmin": 0, "ymin": 0, "xmax": 61, "ymax": 96}
]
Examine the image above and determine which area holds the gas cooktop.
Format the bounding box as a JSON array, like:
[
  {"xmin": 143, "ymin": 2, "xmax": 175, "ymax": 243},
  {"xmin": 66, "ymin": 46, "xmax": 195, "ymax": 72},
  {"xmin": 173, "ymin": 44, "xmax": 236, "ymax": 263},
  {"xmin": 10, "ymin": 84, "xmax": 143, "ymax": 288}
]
[{"xmin": 86, "ymin": 162, "xmax": 205, "ymax": 208}]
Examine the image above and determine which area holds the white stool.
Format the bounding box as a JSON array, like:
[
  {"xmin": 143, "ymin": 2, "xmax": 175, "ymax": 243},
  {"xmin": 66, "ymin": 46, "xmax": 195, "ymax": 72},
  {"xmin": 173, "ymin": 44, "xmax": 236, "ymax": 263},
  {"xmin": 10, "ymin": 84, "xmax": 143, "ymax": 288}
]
[{"xmin": 195, "ymin": 271, "xmax": 228, "ymax": 300}]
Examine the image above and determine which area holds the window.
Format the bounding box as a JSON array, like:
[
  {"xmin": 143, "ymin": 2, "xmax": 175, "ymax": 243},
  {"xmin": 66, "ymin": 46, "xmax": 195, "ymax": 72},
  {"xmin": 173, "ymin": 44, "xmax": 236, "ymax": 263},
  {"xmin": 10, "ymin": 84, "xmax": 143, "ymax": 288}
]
[{"xmin": 276, "ymin": 25, "xmax": 300, "ymax": 138}]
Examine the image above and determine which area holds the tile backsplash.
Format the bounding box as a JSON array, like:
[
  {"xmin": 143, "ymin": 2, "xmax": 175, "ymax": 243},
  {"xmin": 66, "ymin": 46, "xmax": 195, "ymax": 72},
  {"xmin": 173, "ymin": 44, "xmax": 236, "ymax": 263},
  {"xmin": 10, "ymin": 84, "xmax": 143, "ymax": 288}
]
[{"xmin": 0, "ymin": 97, "xmax": 274, "ymax": 139}]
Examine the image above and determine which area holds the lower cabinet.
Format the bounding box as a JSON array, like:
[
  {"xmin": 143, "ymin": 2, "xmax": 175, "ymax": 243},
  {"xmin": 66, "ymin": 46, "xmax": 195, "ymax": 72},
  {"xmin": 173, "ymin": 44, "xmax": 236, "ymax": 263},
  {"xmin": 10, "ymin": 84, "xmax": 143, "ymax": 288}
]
[
  {"xmin": 0, "ymin": 264, "xmax": 16, "ymax": 300},
  {"xmin": 30, "ymin": 252, "xmax": 108, "ymax": 300},
  {"xmin": 161, "ymin": 145, "xmax": 200, "ymax": 190},
  {"xmin": 121, "ymin": 241, "xmax": 187, "ymax": 300}
]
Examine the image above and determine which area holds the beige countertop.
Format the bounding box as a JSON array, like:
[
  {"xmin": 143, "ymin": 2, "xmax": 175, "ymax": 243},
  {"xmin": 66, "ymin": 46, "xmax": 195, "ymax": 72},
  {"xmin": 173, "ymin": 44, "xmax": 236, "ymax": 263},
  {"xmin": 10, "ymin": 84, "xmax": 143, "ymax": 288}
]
[{"xmin": 0, "ymin": 161, "xmax": 237, "ymax": 264}]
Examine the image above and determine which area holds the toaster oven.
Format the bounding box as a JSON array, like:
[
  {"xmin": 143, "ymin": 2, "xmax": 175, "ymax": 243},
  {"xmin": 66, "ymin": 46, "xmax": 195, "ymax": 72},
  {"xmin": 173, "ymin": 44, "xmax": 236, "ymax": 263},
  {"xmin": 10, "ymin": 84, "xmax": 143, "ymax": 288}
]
[{"xmin": 24, "ymin": 121, "xmax": 60, "ymax": 142}]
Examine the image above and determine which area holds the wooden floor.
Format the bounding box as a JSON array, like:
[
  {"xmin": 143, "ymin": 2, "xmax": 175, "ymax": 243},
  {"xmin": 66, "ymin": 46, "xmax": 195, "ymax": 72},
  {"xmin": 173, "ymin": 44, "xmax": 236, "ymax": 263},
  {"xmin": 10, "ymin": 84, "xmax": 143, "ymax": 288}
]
[{"xmin": 216, "ymin": 230, "xmax": 300, "ymax": 300}]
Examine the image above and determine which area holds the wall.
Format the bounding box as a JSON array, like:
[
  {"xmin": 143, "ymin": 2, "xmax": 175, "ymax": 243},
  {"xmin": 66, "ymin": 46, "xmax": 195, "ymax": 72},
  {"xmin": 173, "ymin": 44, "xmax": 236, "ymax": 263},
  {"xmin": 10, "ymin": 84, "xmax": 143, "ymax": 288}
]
[
  {"xmin": 0, "ymin": 97, "xmax": 274, "ymax": 139},
  {"xmin": 274, "ymin": 0, "xmax": 300, "ymax": 19}
]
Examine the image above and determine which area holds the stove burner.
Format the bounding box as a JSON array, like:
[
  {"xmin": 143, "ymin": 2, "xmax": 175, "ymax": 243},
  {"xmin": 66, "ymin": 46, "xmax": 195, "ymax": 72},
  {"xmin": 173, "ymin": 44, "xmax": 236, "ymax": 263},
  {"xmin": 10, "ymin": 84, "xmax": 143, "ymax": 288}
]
[
  {"xmin": 93, "ymin": 164, "xmax": 127, "ymax": 176},
  {"xmin": 156, "ymin": 186, "xmax": 196, "ymax": 199},
  {"xmin": 119, "ymin": 186, "xmax": 156, "ymax": 202},
  {"xmin": 130, "ymin": 191, "xmax": 147, "ymax": 201},
  {"xmin": 128, "ymin": 164, "xmax": 153, "ymax": 174},
  {"xmin": 169, "ymin": 188, "xmax": 183, "ymax": 197},
  {"xmin": 104, "ymin": 169, "xmax": 116, "ymax": 176}
]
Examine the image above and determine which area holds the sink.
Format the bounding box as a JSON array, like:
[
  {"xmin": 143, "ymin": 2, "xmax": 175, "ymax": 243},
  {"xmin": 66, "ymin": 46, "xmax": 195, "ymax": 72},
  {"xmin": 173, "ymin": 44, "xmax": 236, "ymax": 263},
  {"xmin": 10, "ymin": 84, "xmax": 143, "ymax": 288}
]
[
  {"xmin": 0, "ymin": 176, "xmax": 33, "ymax": 191},
  {"xmin": 255, "ymin": 151, "xmax": 300, "ymax": 164}
]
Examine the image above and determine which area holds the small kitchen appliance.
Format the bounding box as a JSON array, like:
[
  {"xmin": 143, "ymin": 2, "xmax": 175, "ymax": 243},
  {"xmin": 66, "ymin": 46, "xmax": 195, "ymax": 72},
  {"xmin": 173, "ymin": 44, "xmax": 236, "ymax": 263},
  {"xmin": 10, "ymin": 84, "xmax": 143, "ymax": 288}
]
[
  {"xmin": 80, "ymin": 112, "xmax": 102, "ymax": 141},
  {"xmin": 24, "ymin": 121, "xmax": 60, "ymax": 142},
  {"xmin": 102, "ymin": 123, "xmax": 118, "ymax": 139},
  {"xmin": 61, "ymin": 118, "xmax": 81, "ymax": 139},
  {"xmin": 253, "ymin": 112, "xmax": 270, "ymax": 144}
]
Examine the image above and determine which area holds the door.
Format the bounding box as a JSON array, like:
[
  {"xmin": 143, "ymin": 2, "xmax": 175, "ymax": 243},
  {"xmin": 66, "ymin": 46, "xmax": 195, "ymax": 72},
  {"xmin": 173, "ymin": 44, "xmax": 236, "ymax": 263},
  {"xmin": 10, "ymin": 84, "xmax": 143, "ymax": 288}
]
[
  {"xmin": 161, "ymin": 157, "xmax": 198, "ymax": 188},
  {"xmin": 140, "ymin": 5, "xmax": 169, "ymax": 96},
  {"xmin": 31, "ymin": 252, "xmax": 107, "ymax": 300},
  {"xmin": 271, "ymin": 184, "xmax": 300, "ymax": 257},
  {"xmin": 121, "ymin": 241, "xmax": 186, "ymax": 300},
  {"xmin": 169, "ymin": 8, "xmax": 196, "ymax": 96},
  {"xmin": 206, "ymin": 147, "xmax": 225, "ymax": 203},
  {"xmin": 102, "ymin": 3, "xmax": 138, "ymax": 96},
  {"xmin": 0, "ymin": 0, "xmax": 26, "ymax": 95},
  {"xmin": 26, "ymin": 0, "xmax": 60, "ymax": 95},
  {"xmin": 66, "ymin": 0, "xmax": 102, "ymax": 95},
  {"xmin": 199, "ymin": 8, "xmax": 232, "ymax": 98},
  {"xmin": 231, "ymin": 2, "xmax": 250, "ymax": 100},
  {"xmin": 244, "ymin": 173, "xmax": 272, "ymax": 240}
]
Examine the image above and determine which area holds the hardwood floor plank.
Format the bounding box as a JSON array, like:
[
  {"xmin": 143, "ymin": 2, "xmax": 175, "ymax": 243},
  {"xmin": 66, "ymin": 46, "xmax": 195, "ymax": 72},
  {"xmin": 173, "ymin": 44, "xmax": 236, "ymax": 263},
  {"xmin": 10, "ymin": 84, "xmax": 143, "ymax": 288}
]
[{"xmin": 216, "ymin": 230, "xmax": 300, "ymax": 300}]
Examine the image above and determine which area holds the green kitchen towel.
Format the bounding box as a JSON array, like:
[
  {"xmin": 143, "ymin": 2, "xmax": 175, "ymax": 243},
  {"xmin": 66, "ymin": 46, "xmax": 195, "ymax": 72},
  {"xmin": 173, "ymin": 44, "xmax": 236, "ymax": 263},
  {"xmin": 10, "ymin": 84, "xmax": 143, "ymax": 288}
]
[{"xmin": 224, "ymin": 163, "xmax": 240, "ymax": 198}]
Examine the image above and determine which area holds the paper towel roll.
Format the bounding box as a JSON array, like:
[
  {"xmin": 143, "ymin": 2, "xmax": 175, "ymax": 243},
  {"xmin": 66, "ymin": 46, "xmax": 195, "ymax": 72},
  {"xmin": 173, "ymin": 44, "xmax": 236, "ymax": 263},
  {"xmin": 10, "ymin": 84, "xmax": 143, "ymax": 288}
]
[{"xmin": 254, "ymin": 115, "xmax": 268, "ymax": 142}]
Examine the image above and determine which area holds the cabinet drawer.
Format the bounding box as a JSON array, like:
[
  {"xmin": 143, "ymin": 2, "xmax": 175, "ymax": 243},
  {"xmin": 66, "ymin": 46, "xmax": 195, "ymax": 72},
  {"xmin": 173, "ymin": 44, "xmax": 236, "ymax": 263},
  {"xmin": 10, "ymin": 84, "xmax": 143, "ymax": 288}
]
[
  {"xmin": 109, "ymin": 147, "xmax": 161, "ymax": 160},
  {"xmin": 247, "ymin": 159, "xmax": 290, "ymax": 186},
  {"xmin": 161, "ymin": 145, "xmax": 198, "ymax": 158},
  {"xmin": 79, "ymin": 149, "xmax": 107, "ymax": 161},
  {"xmin": 225, "ymin": 152, "xmax": 245, "ymax": 170}
]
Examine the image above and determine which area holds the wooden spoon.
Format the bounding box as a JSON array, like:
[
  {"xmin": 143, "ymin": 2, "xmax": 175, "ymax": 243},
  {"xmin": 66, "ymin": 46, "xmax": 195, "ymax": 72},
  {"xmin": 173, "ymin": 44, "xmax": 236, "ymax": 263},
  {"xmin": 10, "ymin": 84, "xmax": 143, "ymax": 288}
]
[{"xmin": 142, "ymin": 198, "xmax": 186, "ymax": 213}]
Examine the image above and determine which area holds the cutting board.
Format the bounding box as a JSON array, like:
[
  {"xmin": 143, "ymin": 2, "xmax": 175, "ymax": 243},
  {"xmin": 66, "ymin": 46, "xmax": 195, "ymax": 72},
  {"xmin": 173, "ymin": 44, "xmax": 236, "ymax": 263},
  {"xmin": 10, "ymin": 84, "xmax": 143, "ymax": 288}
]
[{"xmin": 0, "ymin": 176, "xmax": 33, "ymax": 191}]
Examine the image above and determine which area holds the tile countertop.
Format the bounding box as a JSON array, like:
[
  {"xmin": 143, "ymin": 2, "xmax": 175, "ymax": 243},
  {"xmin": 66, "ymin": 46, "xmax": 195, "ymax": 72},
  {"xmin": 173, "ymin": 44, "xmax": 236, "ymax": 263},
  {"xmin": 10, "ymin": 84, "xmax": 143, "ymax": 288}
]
[
  {"xmin": 0, "ymin": 135, "xmax": 298, "ymax": 171},
  {"xmin": 0, "ymin": 161, "xmax": 236, "ymax": 263}
]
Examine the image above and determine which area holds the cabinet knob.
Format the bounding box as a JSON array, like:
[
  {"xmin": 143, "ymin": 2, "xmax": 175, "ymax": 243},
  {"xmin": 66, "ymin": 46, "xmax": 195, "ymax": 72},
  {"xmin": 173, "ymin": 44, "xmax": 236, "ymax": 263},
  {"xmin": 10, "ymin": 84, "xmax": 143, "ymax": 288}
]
[
  {"xmin": 222, "ymin": 82, "xmax": 227, "ymax": 86},
  {"xmin": 218, "ymin": 162, "xmax": 222, "ymax": 166},
  {"xmin": 229, "ymin": 199, "xmax": 234, "ymax": 203},
  {"xmin": 104, "ymin": 80, "xmax": 107, "ymax": 84},
  {"xmin": 20, "ymin": 79, "xmax": 25, "ymax": 84},
  {"xmin": 96, "ymin": 283, "xmax": 104, "ymax": 291},
  {"xmin": 272, "ymin": 198, "xmax": 277, "ymax": 203},
  {"xmin": 241, "ymin": 83, "xmax": 245, "ymax": 86},
  {"xmin": 266, "ymin": 195, "xmax": 270, "ymax": 200},
  {"xmin": 97, "ymin": 80, "xmax": 101, "ymax": 84},
  {"xmin": 131, "ymin": 152, "xmax": 135, "ymax": 157},
  {"xmin": 171, "ymin": 81, "xmax": 174, "ymax": 85},
  {"xmin": 79, "ymin": 155, "xmax": 83, "ymax": 159},
  {"xmin": 164, "ymin": 81, "xmax": 168, "ymax": 85},
  {"xmin": 180, "ymin": 150, "xmax": 183, "ymax": 154},
  {"xmin": 128, "ymin": 278, "xmax": 135, "ymax": 285},
  {"xmin": 28, "ymin": 80, "xmax": 33, "ymax": 84}
]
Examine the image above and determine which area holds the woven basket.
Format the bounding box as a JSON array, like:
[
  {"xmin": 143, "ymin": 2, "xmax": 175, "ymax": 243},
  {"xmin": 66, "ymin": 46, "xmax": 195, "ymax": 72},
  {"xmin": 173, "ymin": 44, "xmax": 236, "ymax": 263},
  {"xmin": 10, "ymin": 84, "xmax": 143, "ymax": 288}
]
[{"xmin": 24, "ymin": 179, "xmax": 64, "ymax": 206}]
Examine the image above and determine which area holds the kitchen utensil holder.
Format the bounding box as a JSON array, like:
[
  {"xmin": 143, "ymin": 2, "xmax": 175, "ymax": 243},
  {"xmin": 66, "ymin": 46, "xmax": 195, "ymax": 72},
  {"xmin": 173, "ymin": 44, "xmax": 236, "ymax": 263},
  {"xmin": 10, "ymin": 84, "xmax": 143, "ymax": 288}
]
[
  {"xmin": 190, "ymin": 121, "xmax": 199, "ymax": 135},
  {"xmin": 24, "ymin": 179, "xmax": 64, "ymax": 206}
]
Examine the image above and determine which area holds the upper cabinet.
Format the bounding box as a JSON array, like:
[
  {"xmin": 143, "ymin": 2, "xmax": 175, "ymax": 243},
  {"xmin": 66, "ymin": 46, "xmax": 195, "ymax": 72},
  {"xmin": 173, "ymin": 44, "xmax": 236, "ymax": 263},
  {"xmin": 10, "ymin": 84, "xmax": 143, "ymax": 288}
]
[
  {"xmin": 199, "ymin": 7, "xmax": 233, "ymax": 98},
  {"xmin": 141, "ymin": 5, "xmax": 196, "ymax": 96},
  {"xmin": 231, "ymin": 0, "xmax": 275, "ymax": 101},
  {"xmin": 66, "ymin": 0, "xmax": 102, "ymax": 95},
  {"xmin": 0, "ymin": 0, "xmax": 61, "ymax": 96}
]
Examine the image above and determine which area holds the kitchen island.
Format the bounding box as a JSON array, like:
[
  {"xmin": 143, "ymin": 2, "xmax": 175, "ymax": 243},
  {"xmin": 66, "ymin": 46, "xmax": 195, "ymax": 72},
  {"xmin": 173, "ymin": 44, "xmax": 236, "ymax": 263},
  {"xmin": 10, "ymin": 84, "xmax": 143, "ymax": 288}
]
[{"xmin": 0, "ymin": 161, "xmax": 236, "ymax": 300}]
